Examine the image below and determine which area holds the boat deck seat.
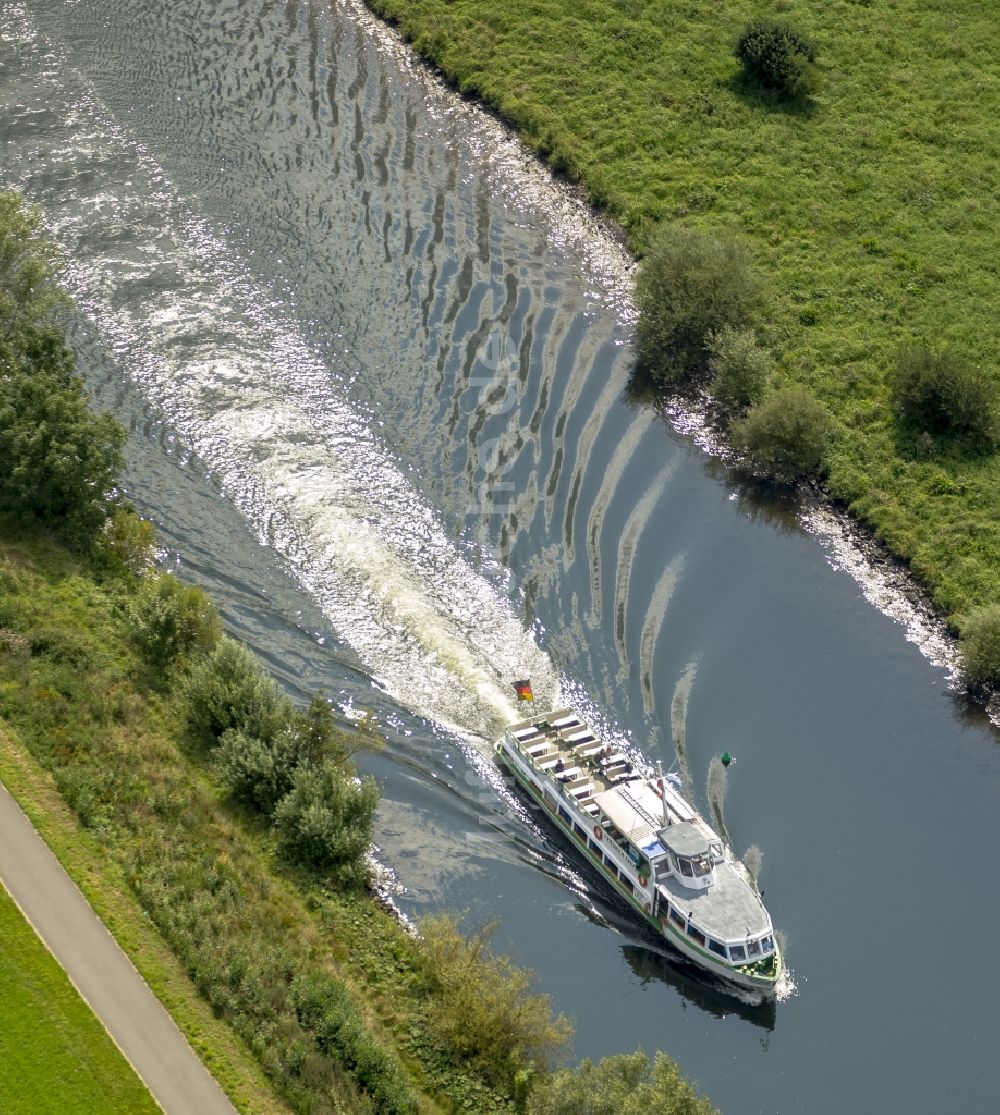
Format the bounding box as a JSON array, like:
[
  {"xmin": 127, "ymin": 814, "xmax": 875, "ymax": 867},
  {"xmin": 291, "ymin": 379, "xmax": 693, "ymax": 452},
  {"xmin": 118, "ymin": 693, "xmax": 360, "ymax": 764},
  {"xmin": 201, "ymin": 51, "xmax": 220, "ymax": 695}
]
[
  {"xmin": 551, "ymin": 715, "xmax": 582, "ymax": 729},
  {"xmin": 574, "ymin": 742, "xmax": 603, "ymax": 758},
  {"xmin": 537, "ymin": 756, "xmax": 561, "ymax": 771},
  {"xmin": 526, "ymin": 741, "xmax": 554, "ymax": 758},
  {"xmin": 565, "ymin": 730, "xmax": 597, "ymax": 744},
  {"xmin": 601, "ymin": 751, "xmax": 627, "ymax": 767},
  {"xmin": 582, "ymin": 801, "xmax": 600, "ymax": 816},
  {"xmin": 571, "ymin": 783, "xmax": 595, "ymax": 800},
  {"xmin": 557, "ymin": 766, "xmax": 582, "ymax": 782}
]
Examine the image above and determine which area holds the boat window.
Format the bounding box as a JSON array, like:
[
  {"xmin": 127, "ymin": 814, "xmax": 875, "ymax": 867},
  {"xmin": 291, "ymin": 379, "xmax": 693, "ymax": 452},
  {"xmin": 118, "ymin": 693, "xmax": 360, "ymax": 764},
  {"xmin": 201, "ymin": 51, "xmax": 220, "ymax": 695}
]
[
  {"xmin": 604, "ymin": 856, "xmax": 619, "ymax": 878},
  {"xmin": 557, "ymin": 806, "xmax": 571, "ymax": 824},
  {"xmin": 678, "ymin": 858, "xmax": 694, "ymax": 877},
  {"xmin": 747, "ymin": 938, "xmax": 762, "ymax": 957},
  {"xmin": 708, "ymin": 938, "xmax": 727, "ymax": 958},
  {"xmin": 686, "ymin": 924, "xmax": 706, "ymax": 946},
  {"xmin": 588, "ymin": 839, "xmax": 601, "ymax": 857},
  {"xmin": 761, "ymin": 936, "xmax": 774, "ymax": 954},
  {"xmin": 692, "ymin": 855, "xmax": 713, "ymax": 877},
  {"xmin": 730, "ymin": 944, "xmax": 747, "ymax": 961},
  {"xmin": 655, "ymin": 860, "xmax": 672, "ymax": 879},
  {"xmin": 669, "ymin": 906, "xmax": 686, "ymax": 928},
  {"xmin": 573, "ymin": 823, "xmax": 587, "ymax": 844}
]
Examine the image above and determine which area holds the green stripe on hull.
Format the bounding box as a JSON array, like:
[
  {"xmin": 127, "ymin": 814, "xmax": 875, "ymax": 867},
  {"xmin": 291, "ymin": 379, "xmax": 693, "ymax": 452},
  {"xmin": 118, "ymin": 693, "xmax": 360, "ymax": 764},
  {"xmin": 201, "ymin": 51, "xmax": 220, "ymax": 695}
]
[{"xmin": 495, "ymin": 743, "xmax": 780, "ymax": 993}]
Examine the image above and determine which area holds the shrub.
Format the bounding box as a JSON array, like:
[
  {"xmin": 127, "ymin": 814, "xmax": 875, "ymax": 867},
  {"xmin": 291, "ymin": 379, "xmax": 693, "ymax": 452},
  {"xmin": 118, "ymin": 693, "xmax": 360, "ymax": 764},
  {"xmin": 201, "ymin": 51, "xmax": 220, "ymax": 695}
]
[
  {"xmin": 635, "ymin": 226, "xmax": 760, "ymax": 387},
  {"xmin": 890, "ymin": 345, "xmax": 999, "ymax": 451},
  {"xmin": 216, "ymin": 697, "xmax": 369, "ymax": 815},
  {"xmin": 95, "ymin": 507, "xmax": 156, "ymax": 577},
  {"xmin": 416, "ymin": 914, "xmax": 572, "ymax": 1090},
  {"xmin": 735, "ymin": 19, "xmax": 818, "ymax": 100},
  {"xmin": 273, "ymin": 759, "xmax": 379, "ymax": 885},
  {"xmin": 960, "ymin": 605, "xmax": 1000, "ymax": 690},
  {"xmin": 128, "ymin": 572, "xmax": 221, "ymax": 669},
  {"xmin": 183, "ymin": 637, "xmax": 288, "ymax": 746},
  {"xmin": 733, "ymin": 386, "xmax": 832, "ymax": 481},
  {"xmin": 707, "ymin": 326, "xmax": 770, "ymax": 412},
  {"xmin": 215, "ymin": 728, "xmax": 301, "ymax": 814},
  {"xmin": 527, "ymin": 1049, "xmax": 718, "ymax": 1115},
  {"xmin": 291, "ymin": 974, "xmax": 417, "ymax": 1114}
]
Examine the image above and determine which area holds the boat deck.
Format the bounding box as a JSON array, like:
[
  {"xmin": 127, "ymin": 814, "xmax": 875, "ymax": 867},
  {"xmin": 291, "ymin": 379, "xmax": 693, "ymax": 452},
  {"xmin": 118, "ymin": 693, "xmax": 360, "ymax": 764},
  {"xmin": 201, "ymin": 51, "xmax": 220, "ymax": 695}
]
[{"xmin": 507, "ymin": 709, "xmax": 637, "ymax": 811}]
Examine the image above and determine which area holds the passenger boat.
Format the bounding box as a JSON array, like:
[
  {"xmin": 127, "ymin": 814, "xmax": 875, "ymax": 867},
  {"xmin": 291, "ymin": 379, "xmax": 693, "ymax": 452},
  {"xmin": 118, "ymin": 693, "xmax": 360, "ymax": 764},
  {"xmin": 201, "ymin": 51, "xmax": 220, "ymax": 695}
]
[{"xmin": 495, "ymin": 700, "xmax": 782, "ymax": 998}]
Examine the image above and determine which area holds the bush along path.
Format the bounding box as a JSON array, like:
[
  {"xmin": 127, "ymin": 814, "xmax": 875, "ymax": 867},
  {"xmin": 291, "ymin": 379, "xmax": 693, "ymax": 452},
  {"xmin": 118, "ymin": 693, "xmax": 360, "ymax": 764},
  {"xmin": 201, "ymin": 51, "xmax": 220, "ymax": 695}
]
[{"xmin": 362, "ymin": 1, "xmax": 1000, "ymax": 691}]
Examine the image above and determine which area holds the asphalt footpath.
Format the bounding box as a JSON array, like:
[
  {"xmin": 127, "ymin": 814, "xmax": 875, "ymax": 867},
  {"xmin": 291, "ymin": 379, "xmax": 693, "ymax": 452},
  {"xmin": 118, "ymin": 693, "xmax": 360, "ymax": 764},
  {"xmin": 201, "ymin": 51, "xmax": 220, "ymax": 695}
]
[{"xmin": 0, "ymin": 779, "xmax": 237, "ymax": 1115}]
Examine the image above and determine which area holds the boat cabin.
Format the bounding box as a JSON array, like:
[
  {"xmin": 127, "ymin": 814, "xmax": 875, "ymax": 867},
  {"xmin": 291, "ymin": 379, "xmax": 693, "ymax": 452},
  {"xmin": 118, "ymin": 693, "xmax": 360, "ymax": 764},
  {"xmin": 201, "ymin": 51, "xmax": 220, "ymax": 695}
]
[{"xmin": 660, "ymin": 822, "xmax": 715, "ymax": 891}]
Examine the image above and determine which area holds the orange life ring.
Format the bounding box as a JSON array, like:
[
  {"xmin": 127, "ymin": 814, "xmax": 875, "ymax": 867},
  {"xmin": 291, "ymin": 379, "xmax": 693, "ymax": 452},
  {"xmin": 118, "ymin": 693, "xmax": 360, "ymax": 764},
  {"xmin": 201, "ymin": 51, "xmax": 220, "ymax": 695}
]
[
  {"xmin": 593, "ymin": 824, "xmax": 604, "ymax": 841},
  {"xmin": 638, "ymin": 873, "xmax": 649, "ymax": 888}
]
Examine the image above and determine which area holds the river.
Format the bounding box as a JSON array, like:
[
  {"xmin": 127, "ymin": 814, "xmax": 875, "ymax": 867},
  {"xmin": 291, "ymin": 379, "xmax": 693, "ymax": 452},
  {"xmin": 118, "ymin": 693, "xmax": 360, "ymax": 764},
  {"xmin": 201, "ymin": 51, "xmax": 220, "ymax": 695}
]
[{"xmin": 2, "ymin": 1, "xmax": 999, "ymax": 1111}]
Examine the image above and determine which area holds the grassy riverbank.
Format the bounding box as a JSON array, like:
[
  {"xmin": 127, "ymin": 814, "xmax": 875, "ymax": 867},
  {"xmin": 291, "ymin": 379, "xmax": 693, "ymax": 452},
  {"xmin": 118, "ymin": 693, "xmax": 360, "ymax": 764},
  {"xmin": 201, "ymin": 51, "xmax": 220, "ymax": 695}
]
[
  {"xmin": 0, "ymin": 883, "xmax": 159, "ymax": 1115},
  {"xmin": 366, "ymin": 0, "xmax": 999, "ymax": 620},
  {"xmin": 0, "ymin": 527, "xmax": 523, "ymax": 1112}
]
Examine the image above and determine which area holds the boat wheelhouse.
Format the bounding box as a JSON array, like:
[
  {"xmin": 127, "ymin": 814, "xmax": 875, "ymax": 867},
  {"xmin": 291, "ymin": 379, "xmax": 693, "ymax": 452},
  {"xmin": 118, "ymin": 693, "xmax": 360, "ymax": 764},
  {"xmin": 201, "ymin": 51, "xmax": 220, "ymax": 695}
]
[{"xmin": 495, "ymin": 707, "xmax": 781, "ymax": 998}]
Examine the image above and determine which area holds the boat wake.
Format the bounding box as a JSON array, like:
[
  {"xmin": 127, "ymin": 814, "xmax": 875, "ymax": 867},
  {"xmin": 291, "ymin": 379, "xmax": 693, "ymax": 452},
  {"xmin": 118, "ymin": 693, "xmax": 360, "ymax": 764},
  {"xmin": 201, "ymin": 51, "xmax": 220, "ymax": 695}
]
[{"xmin": 1, "ymin": 7, "xmax": 557, "ymax": 747}]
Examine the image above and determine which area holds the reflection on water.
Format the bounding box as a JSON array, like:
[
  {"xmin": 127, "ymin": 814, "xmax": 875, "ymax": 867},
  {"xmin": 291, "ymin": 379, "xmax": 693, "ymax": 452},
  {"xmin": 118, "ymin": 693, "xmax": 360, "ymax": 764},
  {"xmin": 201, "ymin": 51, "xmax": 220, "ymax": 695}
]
[
  {"xmin": 3, "ymin": 2, "xmax": 1000, "ymax": 1113},
  {"xmin": 622, "ymin": 946, "xmax": 777, "ymax": 1032}
]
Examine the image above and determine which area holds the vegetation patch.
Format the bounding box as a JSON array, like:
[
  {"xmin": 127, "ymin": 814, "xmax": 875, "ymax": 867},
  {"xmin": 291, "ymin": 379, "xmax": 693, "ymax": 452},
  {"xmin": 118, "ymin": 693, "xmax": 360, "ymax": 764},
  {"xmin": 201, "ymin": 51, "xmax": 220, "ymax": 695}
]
[
  {"xmin": 733, "ymin": 386, "xmax": 833, "ymax": 482},
  {"xmin": 527, "ymin": 1049, "xmax": 717, "ymax": 1114},
  {"xmin": 958, "ymin": 604, "xmax": 1000, "ymax": 690},
  {"xmin": 0, "ymin": 883, "xmax": 159, "ymax": 1115},
  {"xmin": 734, "ymin": 19, "xmax": 818, "ymax": 101},
  {"xmin": 364, "ymin": 0, "xmax": 1000, "ymax": 621}
]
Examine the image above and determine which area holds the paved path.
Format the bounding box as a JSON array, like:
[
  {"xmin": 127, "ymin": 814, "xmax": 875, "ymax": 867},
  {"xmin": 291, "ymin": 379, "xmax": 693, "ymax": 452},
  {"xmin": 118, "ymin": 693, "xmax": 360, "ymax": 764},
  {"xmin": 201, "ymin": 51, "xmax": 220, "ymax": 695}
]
[{"xmin": 0, "ymin": 779, "xmax": 236, "ymax": 1115}]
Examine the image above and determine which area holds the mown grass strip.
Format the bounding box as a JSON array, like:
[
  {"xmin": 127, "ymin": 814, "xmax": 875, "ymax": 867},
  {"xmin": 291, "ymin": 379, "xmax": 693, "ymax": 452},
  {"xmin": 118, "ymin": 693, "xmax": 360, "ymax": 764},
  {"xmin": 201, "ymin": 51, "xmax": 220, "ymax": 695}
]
[
  {"xmin": 0, "ymin": 725, "xmax": 292, "ymax": 1115},
  {"xmin": 0, "ymin": 881, "xmax": 159, "ymax": 1115},
  {"xmin": 365, "ymin": 0, "xmax": 1000, "ymax": 619}
]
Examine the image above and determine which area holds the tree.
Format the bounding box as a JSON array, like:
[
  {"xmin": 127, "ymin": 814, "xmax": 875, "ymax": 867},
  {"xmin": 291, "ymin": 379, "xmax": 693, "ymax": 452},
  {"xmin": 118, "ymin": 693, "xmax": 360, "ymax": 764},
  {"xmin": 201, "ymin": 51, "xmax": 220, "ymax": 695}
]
[
  {"xmin": 216, "ymin": 728, "xmax": 299, "ymax": 814},
  {"xmin": 890, "ymin": 344, "xmax": 998, "ymax": 452},
  {"xmin": 735, "ymin": 20, "xmax": 818, "ymax": 100},
  {"xmin": 707, "ymin": 326, "xmax": 770, "ymax": 412},
  {"xmin": 733, "ymin": 386, "xmax": 832, "ymax": 481},
  {"xmin": 960, "ymin": 605, "xmax": 1000, "ymax": 690},
  {"xmin": 128, "ymin": 572, "xmax": 221, "ymax": 669},
  {"xmin": 416, "ymin": 913, "xmax": 572, "ymax": 1090},
  {"xmin": 215, "ymin": 696, "xmax": 359, "ymax": 814},
  {"xmin": 527, "ymin": 1049, "xmax": 717, "ymax": 1114},
  {"xmin": 183, "ymin": 637, "xmax": 288, "ymax": 745},
  {"xmin": 635, "ymin": 226, "xmax": 760, "ymax": 387},
  {"xmin": 0, "ymin": 191, "xmax": 125, "ymax": 547},
  {"xmin": 95, "ymin": 507, "xmax": 156, "ymax": 577},
  {"xmin": 273, "ymin": 759, "xmax": 379, "ymax": 885},
  {"xmin": 0, "ymin": 192, "xmax": 66, "ymax": 342},
  {"xmin": 0, "ymin": 352, "xmax": 126, "ymax": 545}
]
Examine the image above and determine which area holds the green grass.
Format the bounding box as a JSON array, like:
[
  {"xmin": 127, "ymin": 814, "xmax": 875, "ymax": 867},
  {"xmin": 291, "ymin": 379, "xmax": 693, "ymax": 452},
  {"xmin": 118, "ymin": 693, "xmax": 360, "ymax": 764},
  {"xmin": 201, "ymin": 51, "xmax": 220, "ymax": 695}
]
[
  {"xmin": 366, "ymin": 0, "xmax": 1000, "ymax": 619},
  {"xmin": 0, "ymin": 883, "xmax": 159, "ymax": 1115},
  {"xmin": 0, "ymin": 526, "xmax": 529, "ymax": 1112}
]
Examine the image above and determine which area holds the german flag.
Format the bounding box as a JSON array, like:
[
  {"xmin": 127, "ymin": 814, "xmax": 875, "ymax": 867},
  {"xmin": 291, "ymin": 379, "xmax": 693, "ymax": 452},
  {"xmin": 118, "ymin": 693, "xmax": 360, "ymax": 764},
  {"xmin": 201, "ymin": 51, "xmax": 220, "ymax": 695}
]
[{"xmin": 513, "ymin": 679, "xmax": 534, "ymax": 702}]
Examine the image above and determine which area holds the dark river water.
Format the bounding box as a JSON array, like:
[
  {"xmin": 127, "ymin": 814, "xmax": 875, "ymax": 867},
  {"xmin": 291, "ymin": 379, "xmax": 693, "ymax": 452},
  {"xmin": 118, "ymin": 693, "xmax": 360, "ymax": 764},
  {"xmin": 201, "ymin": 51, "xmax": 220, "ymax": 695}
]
[{"xmin": 3, "ymin": 2, "xmax": 999, "ymax": 1110}]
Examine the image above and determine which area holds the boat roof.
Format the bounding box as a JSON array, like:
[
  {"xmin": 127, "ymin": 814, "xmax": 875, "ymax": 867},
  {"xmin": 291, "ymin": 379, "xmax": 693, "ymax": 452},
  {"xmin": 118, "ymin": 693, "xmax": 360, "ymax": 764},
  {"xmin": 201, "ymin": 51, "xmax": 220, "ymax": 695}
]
[
  {"xmin": 592, "ymin": 780, "xmax": 669, "ymax": 855},
  {"xmin": 660, "ymin": 821, "xmax": 711, "ymax": 858},
  {"xmin": 659, "ymin": 864, "xmax": 772, "ymax": 941}
]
